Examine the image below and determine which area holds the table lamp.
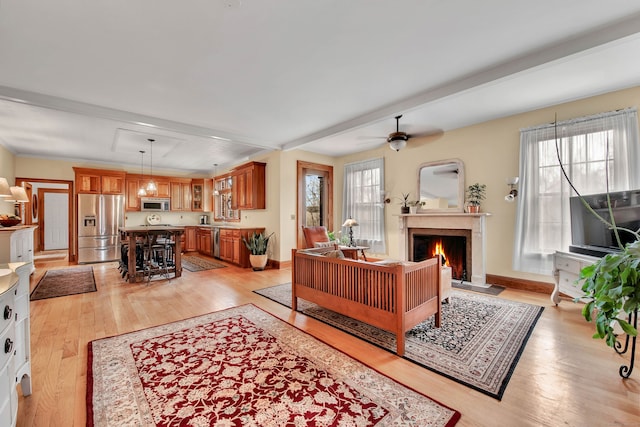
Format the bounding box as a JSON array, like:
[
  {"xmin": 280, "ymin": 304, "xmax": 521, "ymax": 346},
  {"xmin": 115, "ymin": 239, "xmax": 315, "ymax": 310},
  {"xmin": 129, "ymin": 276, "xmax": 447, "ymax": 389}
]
[{"xmin": 342, "ymin": 217, "xmax": 359, "ymax": 247}]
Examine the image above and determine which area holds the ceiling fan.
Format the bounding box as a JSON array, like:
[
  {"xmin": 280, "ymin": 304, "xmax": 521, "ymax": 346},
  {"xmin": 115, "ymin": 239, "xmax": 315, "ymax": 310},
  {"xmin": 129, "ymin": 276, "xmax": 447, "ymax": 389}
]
[
  {"xmin": 357, "ymin": 114, "xmax": 442, "ymax": 150},
  {"xmin": 387, "ymin": 115, "xmax": 410, "ymax": 151}
]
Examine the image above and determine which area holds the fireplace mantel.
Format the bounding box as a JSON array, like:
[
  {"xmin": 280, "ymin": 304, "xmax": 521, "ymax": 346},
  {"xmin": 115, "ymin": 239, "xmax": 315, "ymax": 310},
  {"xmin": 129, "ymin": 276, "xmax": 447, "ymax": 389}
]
[{"xmin": 398, "ymin": 213, "xmax": 490, "ymax": 286}]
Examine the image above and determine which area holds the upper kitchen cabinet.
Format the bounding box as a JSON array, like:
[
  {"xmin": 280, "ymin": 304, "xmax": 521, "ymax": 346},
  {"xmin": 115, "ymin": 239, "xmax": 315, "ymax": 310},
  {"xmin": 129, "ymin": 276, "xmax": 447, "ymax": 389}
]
[
  {"xmin": 231, "ymin": 161, "xmax": 266, "ymax": 210},
  {"xmin": 191, "ymin": 179, "xmax": 212, "ymax": 211},
  {"xmin": 74, "ymin": 167, "xmax": 125, "ymax": 194},
  {"xmin": 155, "ymin": 180, "xmax": 171, "ymax": 198},
  {"xmin": 170, "ymin": 179, "xmax": 192, "ymax": 211},
  {"xmin": 125, "ymin": 175, "xmax": 142, "ymax": 211}
]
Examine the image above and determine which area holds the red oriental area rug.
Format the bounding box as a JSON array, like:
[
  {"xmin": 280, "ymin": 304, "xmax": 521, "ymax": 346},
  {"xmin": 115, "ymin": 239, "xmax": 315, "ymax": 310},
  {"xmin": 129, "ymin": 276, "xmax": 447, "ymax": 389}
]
[{"xmin": 87, "ymin": 304, "xmax": 460, "ymax": 426}]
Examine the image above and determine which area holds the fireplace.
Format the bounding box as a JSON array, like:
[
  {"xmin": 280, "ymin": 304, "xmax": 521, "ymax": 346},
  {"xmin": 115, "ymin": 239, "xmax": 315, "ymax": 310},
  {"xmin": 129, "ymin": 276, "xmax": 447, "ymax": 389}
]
[
  {"xmin": 399, "ymin": 212, "xmax": 489, "ymax": 286},
  {"xmin": 410, "ymin": 229, "xmax": 471, "ymax": 280}
]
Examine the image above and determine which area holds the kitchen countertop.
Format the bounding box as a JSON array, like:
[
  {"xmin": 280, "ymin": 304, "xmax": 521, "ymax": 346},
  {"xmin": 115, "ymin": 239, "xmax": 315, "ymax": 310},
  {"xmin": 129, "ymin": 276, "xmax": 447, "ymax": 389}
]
[{"xmin": 119, "ymin": 225, "xmax": 186, "ymax": 232}]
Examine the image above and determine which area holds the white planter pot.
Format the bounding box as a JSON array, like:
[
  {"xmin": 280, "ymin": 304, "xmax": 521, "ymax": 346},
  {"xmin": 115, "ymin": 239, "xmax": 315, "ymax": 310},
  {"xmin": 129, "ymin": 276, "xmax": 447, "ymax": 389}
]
[{"xmin": 249, "ymin": 254, "xmax": 268, "ymax": 271}]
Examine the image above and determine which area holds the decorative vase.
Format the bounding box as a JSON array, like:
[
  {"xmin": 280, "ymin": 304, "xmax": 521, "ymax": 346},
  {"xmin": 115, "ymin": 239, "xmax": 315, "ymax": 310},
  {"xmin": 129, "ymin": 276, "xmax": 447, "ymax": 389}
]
[
  {"xmin": 467, "ymin": 204, "xmax": 480, "ymax": 213},
  {"xmin": 409, "ymin": 206, "xmax": 418, "ymax": 214},
  {"xmin": 249, "ymin": 254, "xmax": 268, "ymax": 271},
  {"xmin": 401, "ymin": 206, "xmax": 410, "ymax": 214}
]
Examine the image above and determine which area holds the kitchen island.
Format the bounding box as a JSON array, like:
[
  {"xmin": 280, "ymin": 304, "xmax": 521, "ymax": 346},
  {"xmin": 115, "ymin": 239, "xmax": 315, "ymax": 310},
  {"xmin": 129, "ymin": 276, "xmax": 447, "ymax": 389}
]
[{"xmin": 119, "ymin": 226, "xmax": 185, "ymax": 283}]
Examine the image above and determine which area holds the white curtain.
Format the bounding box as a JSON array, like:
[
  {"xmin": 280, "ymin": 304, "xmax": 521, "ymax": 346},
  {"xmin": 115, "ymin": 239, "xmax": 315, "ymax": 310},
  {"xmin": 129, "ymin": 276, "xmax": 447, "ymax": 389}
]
[
  {"xmin": 343, "ymin": 158, "xmax": 386, "ymax": 253},
  {"xmin": 514, "ymin": 108, "xmax": 640, "ymax": 274}
]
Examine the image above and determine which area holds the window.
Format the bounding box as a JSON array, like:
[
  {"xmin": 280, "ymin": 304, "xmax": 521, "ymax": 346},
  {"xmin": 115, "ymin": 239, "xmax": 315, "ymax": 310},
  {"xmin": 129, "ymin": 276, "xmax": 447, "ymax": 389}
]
[
  {"xmin": 514, "ymin": 108, "xmax": 640, "ymax": 274},
  {"xmin": 343, "ymin": 158, "xmax": 386, "ymax": 253}
]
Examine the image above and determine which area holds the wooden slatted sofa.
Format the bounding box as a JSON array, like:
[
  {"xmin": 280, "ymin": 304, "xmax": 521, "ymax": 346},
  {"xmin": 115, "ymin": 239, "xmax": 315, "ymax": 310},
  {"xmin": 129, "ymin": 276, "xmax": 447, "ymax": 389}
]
[{"xmin": 291, "ymin": 247, "xmax": 442, "ymax": 356}]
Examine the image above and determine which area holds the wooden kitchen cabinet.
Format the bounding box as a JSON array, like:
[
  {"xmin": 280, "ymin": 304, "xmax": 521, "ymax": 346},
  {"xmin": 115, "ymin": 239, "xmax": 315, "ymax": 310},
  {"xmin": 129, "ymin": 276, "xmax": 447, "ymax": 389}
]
[
  {"xmin": 101, "ymin": 174, "xmax": 125, "ymax": 194},
  {"xmin": 231, "ymin": 161, "xmax": 266, "ymax": 210},
  {"xmin": 170, "ymin": 180, "xmax": 192, "ymax": 211},
  {"xmin": 155, "ymin": 180, "xmax": 171, "ymax": 198},
  {"xmin": 192, "ymin": 179, "xmax": 212, "ymax": 211},
  {"xmin": 74, "ymin": 167, "xmax": 125, "ymax": 195},
  {"xmin": 196, "ymin": 227, "xmax": 213, "ymax": 256},
  {"xmin": 125, "ymin": 178, "xmax": 142, "ymax": 211},
  {"xmin": 183, "ymin": 226, "xmax": 197, "ymax": 252},
  {"xmin": 219, "ymin": 227, "xmax": 264, "ymax": 268}
]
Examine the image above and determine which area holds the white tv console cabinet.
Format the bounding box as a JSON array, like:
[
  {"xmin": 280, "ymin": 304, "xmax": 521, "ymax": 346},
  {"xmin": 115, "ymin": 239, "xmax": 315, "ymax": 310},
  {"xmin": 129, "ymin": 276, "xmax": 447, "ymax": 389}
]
[{"xmin": 551, "ymin": 250, "xmax": 600, "ymax": 305}]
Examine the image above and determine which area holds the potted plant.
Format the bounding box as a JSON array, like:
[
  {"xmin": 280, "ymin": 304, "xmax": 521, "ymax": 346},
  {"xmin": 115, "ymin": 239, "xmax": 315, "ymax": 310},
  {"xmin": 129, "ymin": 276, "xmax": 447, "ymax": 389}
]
[
  {"xmin": 242, "ymin": 231, "xmax": 274, "ymax": 271},
  {"xmin": 399, "ymin": 193, "xmax": 411, "ymax": 214},
  {"xmin": 554, "ymin": 132, "xmax": 639, "ymax": 378},
  {"xmin": 465, "ymin": 183, "xmax": 486, "ymax": 213},
  {"xmin": 408, "ymin": 200, "xmax": 425, "ymax": 214}
]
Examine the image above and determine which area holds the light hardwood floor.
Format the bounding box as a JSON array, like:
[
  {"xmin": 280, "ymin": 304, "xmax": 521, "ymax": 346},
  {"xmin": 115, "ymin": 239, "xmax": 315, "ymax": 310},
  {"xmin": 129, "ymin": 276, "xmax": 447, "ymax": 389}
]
[{"xmin": 17, "ymin": 255, "xmax": 640, "ymax": 427}]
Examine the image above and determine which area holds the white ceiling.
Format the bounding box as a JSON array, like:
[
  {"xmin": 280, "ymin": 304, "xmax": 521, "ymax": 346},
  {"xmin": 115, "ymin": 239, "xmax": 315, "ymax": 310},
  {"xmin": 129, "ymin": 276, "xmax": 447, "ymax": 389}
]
[{"xmin": 1, "ymin": 1, "xmax": 640, "ymax": 175}]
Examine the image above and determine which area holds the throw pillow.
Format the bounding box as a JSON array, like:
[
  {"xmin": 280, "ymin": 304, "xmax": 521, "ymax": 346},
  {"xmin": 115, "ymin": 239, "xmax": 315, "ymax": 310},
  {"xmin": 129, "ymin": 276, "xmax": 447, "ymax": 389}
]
[
  {"xmin": 314, "ymin": 241, "xmax": 338, "ymax": 248},
  {"xmin": 323, "ymin": 249, "xmax": 345, "ymax": 259}
]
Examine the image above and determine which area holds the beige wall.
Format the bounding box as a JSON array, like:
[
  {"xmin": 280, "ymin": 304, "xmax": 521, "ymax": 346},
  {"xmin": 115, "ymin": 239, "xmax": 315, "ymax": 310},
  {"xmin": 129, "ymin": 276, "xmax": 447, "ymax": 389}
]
[
  {"xmin": 0, "ymin": 144, "xmax": 16, "ymax": 215},
  {"xmin": 3, "ymin": 85, "xmax": 639, "ymax": 282},
  {"xmin": 335, "ymin": 85, "xmax": 640, "ymax": 284}
]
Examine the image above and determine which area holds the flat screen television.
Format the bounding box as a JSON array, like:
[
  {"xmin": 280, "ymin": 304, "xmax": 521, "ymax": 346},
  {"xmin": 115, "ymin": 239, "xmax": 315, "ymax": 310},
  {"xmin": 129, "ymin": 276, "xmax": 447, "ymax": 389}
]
[{"xmin": 569, "ymin": 189, "xmax": 640, "ymax": 257}]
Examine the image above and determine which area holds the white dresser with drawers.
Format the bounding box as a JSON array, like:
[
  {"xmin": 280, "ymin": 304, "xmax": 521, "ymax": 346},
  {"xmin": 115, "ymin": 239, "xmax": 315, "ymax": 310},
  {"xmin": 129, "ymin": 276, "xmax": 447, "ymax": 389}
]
[
  {"xmin": 0, "ymin": 263, "xmax": 32, "ymax": 427},
  {"xmin": 551, "ymin": 250, "xmax": 600, "ymax": 305}
]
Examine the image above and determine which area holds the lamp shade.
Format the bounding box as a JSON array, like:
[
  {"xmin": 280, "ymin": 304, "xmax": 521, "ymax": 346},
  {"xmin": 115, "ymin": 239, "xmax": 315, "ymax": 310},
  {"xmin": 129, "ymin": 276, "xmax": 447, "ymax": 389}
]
[
  {"xmin": 8, "ymin": 186, "xmax": 29, "ymax": 202},
  {"xmin": 342, "ymin": 217, "xmax": 359, "ymax": 227},
  {"xmin": 0, "ymin": 178, "xmax": 11, "ymax": 197}
]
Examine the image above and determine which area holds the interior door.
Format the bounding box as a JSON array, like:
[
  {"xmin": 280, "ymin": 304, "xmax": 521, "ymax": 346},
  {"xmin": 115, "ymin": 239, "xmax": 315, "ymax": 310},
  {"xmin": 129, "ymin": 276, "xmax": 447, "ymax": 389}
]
[
  {"xmin": 297, "ymin": 161, "xmax": 333, "ymax": 248},
  {"xmin": 40, "ymin": 189, "xmax": 70, "ymax": 250}
]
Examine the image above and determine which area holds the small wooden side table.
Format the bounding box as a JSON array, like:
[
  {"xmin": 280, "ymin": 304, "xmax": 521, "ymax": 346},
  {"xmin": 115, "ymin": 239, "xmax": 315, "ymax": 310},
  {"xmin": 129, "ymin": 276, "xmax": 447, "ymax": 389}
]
[{"xmin": 340, "ymin": 245, "xmax": 369, "ymax": 261}]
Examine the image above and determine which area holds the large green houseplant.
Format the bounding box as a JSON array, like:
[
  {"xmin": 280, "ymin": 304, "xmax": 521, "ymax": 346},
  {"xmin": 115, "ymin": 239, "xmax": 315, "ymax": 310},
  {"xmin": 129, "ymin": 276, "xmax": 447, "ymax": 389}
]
[
  {"xmin": 242, "ymin": 231, "xmax": 274, "ymax": 271},
  {"xmin": 555, "ymin": 135, "xmax": 639, "ymax": 378}
]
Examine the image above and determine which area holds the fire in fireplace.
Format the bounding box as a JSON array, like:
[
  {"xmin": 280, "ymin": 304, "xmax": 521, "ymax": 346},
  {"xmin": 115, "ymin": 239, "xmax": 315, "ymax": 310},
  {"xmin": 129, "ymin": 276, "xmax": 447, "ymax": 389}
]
[{"xmin": 410, "ymin": 229, "xmax": 471, "ymax": 281}]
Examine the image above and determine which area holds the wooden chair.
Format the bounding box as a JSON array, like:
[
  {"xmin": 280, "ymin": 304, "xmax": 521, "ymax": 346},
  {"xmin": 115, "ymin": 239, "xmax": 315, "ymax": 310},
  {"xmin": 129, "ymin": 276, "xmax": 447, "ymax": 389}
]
[{"xmin": 301, "ymin": 226, "xmax": 334, "ymax": 248}]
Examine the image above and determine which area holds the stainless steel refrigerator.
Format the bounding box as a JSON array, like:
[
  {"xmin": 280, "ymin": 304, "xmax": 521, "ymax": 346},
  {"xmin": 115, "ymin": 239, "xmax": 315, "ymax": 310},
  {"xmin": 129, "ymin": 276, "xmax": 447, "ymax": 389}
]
[{"xmin": 77, "ymin": 193, "xmax": 125, "ymax": 264}]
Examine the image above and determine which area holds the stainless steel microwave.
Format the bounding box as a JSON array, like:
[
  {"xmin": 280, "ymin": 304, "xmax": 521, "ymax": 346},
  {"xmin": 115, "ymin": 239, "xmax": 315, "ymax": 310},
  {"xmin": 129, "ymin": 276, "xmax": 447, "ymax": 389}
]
[{"xmin": 141, "ymin": 197, "xmax": 171, "ymax": 211}]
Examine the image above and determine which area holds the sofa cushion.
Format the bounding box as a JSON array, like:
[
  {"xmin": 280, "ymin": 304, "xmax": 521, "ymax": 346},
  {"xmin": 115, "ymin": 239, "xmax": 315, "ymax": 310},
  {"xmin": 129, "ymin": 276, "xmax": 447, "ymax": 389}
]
[
  {"xmin": 323, "ymin": 249, "xmax": 345, "ymax": 259},
  {"xmin": 314, "ymin": 241, "xmax": 338, "ymax": 248}
]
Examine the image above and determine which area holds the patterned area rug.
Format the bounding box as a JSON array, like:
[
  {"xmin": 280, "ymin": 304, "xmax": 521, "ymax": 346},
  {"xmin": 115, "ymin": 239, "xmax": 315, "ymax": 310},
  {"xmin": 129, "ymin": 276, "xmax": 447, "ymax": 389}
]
[
  {"xmin": 30, "ymin": 266, "xmax": 96, "ymax": 300},
  {"xmin": 255, "ymin": 284, "xmax": 544, "ymax": 400},
  {"xmin": 88, "ymin": 304, "xmax": 461, "ymax": 426},
  {"xmin": 181, "ymin": 255, "xmax": 227, "ymax": 272}
]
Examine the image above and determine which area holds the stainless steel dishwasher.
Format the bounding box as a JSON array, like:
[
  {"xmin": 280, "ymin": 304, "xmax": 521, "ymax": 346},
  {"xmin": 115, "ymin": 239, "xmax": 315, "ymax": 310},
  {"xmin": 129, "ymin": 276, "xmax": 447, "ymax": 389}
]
[{"xmin": 212, "ymin": 227, "xmax": 220, "ymax": 258}]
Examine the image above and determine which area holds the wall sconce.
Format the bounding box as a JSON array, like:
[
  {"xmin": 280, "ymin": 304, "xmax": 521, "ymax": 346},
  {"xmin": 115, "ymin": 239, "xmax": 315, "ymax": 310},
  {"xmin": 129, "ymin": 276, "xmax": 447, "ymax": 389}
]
[
  {"xmin": 342, "ymin": 216, "xmax": 359, "ymax": 247},
  {"xmin": 505, "ymin": 177, "xmax": 519, "ymax": 202}
]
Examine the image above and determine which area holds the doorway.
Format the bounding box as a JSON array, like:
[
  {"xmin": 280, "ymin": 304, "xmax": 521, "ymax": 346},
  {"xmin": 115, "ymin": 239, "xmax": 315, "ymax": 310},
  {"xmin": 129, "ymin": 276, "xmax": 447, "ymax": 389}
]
[
  {"xmin": 16, "ymin": 178, "xmax": 74, "ymax": 261},
  {"xmin": 297, "ymin": 161, "xmax": 333, "ymax": 248}
]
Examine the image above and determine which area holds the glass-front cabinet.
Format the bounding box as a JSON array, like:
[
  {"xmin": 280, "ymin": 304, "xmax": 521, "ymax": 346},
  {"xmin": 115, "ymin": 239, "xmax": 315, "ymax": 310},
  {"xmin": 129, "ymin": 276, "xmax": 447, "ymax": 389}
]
[{"xmin": 191, "ymin": 179, "xmax": 212, "ymax": 211}]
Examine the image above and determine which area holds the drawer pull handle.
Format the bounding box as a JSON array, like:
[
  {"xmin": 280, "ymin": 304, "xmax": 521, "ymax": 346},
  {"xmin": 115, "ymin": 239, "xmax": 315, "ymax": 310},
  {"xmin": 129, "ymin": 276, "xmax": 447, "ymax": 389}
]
[
  {"xmin": 3, "ymin": 305, "xmax": 11, "ymax": 320},
  {"xmin": 4, "ymin": 338, "xmax": 13, "ymax": 354}
]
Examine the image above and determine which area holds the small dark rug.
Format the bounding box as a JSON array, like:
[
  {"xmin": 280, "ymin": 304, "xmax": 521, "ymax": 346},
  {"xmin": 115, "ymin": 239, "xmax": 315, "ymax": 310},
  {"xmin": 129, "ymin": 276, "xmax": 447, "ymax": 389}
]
[
  {"xmin": 181, "ymin": 255, "xmax": 227, "ymax": 272},
  {"xmin": 452, "ymin": 281, "xmax": 505, "ymax": 295},
  {"xmin": 255, "ymin": 283, "xmax": 543, "ymax": 400},
  {"xmin": 30, "ymin": 266, "xmax": 96, "ymax": 300}
]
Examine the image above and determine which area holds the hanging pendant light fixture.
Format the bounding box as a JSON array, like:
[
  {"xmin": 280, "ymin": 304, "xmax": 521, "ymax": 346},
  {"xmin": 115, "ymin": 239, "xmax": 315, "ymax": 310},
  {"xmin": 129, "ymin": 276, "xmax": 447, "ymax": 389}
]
[
  {"xmin": 213, "ymin": 163, "xmax": 220, "ymax": 196},
  {"xmin": 137, "ymin": 150, "xmax": 147, "ymax": 197},
  {"xmin": 146, "ymin": 139, "xmax": 157, "ymax": 195}
]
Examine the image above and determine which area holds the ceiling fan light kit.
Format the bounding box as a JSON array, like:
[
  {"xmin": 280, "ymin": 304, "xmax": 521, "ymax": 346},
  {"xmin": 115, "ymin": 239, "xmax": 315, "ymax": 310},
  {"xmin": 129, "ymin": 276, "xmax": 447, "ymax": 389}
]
[{"xmin": 388, "ymin": 115, "xmax": 409, "ymax": 151}]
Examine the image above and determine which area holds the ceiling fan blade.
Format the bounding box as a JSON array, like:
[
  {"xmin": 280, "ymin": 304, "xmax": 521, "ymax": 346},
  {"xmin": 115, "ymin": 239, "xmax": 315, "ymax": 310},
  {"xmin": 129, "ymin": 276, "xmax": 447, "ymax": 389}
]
[{"xmin": 356, "ymin": 135, "xmax": 387, "ymax": 140}]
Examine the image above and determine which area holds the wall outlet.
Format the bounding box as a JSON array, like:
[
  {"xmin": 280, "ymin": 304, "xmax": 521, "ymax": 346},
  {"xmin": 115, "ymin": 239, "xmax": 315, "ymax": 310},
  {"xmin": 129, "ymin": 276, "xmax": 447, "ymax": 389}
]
[{"xmin": 290, "ymin": 214, "xmax": 295, "ymax": 220}]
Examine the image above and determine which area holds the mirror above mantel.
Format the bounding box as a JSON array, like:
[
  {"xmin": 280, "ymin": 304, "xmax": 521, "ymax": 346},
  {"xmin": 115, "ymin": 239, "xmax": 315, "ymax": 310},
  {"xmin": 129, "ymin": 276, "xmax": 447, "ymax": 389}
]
[{"xmin": 417, "ymin": 159, "xmax": 465, "ymax": 212}]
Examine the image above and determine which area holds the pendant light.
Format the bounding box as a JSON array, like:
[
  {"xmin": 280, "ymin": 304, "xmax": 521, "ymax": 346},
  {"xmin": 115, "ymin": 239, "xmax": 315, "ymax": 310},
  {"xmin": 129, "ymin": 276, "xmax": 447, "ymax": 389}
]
[
  {"xmin": 146, "ymin": 139, "xmax": 157, "ymax": 195},
  {"xmin": 137, "ymin": 150, "xmax": 147, "ymax": 197},
  {"xmin": 213, "ymin": 163, "xmax": 220, "ymax": 196}
]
